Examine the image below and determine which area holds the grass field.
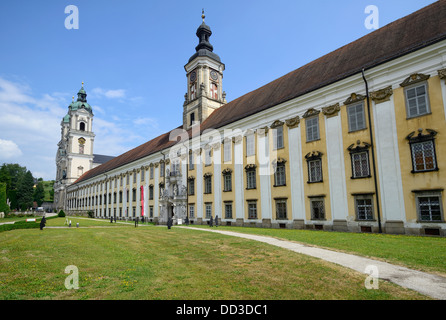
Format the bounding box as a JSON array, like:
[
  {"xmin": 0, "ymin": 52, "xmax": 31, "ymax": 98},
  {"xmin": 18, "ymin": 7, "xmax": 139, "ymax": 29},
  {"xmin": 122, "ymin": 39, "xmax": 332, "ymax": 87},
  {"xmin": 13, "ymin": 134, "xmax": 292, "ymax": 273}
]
[{"xmin": 0, "ymin": 217, "xmax": 437, "ymax": 300}]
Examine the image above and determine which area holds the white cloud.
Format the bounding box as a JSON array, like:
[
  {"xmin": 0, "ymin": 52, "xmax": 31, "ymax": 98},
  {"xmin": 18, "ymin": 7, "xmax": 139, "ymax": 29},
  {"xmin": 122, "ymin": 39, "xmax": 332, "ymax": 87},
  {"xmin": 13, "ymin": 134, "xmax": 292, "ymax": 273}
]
[
  {"xmin": 0, "ymin": 139, "xmax": 22, "ymax": 159},
  {"xmin": 91, "ymin": 87, "xmax": 126, "ymax": 99}
]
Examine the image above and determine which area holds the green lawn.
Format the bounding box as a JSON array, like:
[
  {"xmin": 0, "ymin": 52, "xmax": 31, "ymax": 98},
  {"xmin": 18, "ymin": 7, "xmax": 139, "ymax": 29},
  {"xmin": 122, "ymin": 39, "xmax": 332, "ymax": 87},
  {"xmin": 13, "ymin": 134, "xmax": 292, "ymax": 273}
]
[
  {"xmin": 0, "ymin": 218, "xmax": 431, "ymax": 300},
  {"xmin": 186, "ymin": 225, "xmax": 446, "ymax": 276}
]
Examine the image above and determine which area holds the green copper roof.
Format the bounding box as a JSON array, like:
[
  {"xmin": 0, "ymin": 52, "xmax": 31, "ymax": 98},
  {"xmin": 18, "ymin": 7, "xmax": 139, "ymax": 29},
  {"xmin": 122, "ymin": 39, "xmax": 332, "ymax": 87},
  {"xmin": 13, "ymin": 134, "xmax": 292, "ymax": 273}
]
[{"xmin": 63, "ymin": 113, "xmax": 70, "ymax": 123}]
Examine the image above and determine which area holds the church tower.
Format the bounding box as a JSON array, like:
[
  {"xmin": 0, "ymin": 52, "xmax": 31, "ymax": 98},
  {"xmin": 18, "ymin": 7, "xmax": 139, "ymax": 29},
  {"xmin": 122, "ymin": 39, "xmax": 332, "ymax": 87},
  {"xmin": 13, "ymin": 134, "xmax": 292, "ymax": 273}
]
[
  {"xmin": 54, "ymin": 83, "xmax": 95, "ymax": 210},
  {"xmin": 183, "ymin": 11, "xmax": 226, "ymax": 131}
]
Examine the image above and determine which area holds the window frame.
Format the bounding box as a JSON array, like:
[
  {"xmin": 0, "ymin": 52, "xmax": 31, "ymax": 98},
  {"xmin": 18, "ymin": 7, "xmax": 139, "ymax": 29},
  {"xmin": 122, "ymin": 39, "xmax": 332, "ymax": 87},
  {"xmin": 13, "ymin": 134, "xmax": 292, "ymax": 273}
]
[
  {"xmin": 273, "ymin": 126, "xmax": 284, "ymax": 150},
  {"xmin": 350, "ymin": 150, "xmax": 371, "ymax": 179},
  {"xmin": 204, "ymin": 175, "xmax": 212, "ymax": 194},
  {"xmin": 246, "ymin": 169, "xmax": 257, "ymax": 189},
  {"xmin": 205, "ymin": 203, "xmax": 212, "ymax": 219},
  {"xmin": 305, "ymin": 116, "xmax": 320, "ymax": 142},
  {"xmin": 247, "ymin": 200, "xmax": 257, "ymax": 219},
  {"xmin": 354, "ymin": 194, "xmax": 374, "ymax": 221},
  {"xmin": 224, "ymin": 202, "xmax": 233, "ymax": 219},
  {"xmin": 275, "ymin": 199, "xmax": 288, "ymax": 220},
  {"xmin": 274, "ymin": 162, "xmax": 286, "ymax": 187},
  {"xmin": 347, "ymin": 102, "xmax": 366, "ymax": 132},
  {"xmin": 404, "ymin": 82, "xmax": 430, "ymax": 119},
  {"xmin": 310, "ymin": 197, "xmax": 325, "ymax": 220},
  {"xmin": 415, "ymin": 192, "xmax": 443, "ymax": 222},
  {"xmin": 409, "ymin": 139, "xmax": 438, "ymax": 173},
  {"xmin": 246, "ymin": 134, "xmax": 255, "ymax": 157}
]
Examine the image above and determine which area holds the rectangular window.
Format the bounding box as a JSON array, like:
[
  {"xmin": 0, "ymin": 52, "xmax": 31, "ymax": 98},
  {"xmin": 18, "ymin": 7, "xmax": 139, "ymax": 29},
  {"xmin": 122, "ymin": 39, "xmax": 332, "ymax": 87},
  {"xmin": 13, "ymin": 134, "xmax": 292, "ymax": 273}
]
[
  {"xmin": 347, "ymin": 103, "xmax": 366, "ymax": 132},
  {"xmin": 405, "ymin": 83, "xmax": 430, "ymax": 118},
  {"xmin": 246, "ymin": 170, "xmax": 256, "ymax": 189},
  {"xmin": 355, "ymin": 195, "xmax": 374, "ymax": 221},
  {"xmin": 133, "ymin": 173, "xmax": 136, "ymax": 184},
  {"xmin": 150, "ymin": 166, "xmax": 154, "ymax": 179},
  {"xmin": 188, "ymin": 179, "xmax": 195, "ymax": 195},
  {"xmin": 311, "ymin": 199, "xmax": 325, "ymax": 220},
  {"xmin": 149, "ymin": 186, "xmax": 154, "ymax": 200},
  {"xmin": 189, "ymin": 152, "xmax": 194, "ymax": 170},
  {"xmin": 132, "ymin": 206, "xmax": 136, "ymax": 218},
  {"xmin": 224, "ymin": 202, "xmax": 233, "ymax": 219},
  {"xmin": 246, "ymin": 134, "xmax": 255, "ymax": 156},
  {"xmin": 132, "ymin": 189, "xmax": 136, "ymax": 201},
  {"xmin": 141, "ymin": 170, "xmax": 144, "ymax": 182},
  {"xmin": 149, "ymin": 206, "xmax": 153, "ymax": 218},
  {"xmin": 189, "ymin": 205, "xmax": 195, "ymax": 219},
  {"xmin": 417, "ymin": 194, "xmax": 442, "ymax": 222},
  {"xmin": 205, "ymin": 203, "xmax": 212, "ymax": 219},
  {"xmin": 126, "ymin": 174, "xmax": 129, "ymax": 185},
  {"xmin": 276, "ymin": 199, "xmax": 287, "ymax": 220},
  {"xmin": 223, "ymin": 174, "xmax": 232, "ymax": 192},
  {"xmin": 273, "ymin": 126, "xmax": 284, "ymax": 150},
  {"xmin": 205, "ymin": 149, "xmax": 212, "ymax": 166},
  {"xmin": 411, "ymin": 140, "xmax": 437, "ymax": 172},
  {"xmin": 204, "ymin": 176, "xmax": 212, "ymax": 194},
  {"xmin": 308, "ymin": 159, "xmax": 323, "ymax": 183},
  {"xmin": 224, "ymin": 141, "xmax": 232, "ymax": 162},
  {"xmin": 160, "ymin": 162, "xmax": 165, "ymax": 177},
  {"xmin": 274, "ymin": 163, "xmax": 286, "ymax": 186},
  {"xmin": 351, "ymin": 152, "xmax": 370, "ymax": 178},
  {"xmin": 306, "ymin": 117, "xmax": 320, "ymax": 142},
  {"xmin": 248, "ymin": 201, "xmax": 257, "ymax": 219}
]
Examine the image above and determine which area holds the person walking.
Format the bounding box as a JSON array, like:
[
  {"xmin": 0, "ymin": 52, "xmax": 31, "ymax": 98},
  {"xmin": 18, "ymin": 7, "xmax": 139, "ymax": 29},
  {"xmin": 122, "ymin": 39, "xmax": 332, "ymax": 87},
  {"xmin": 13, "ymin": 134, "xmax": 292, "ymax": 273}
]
[
  {"xmin": 209, "ymin": 216, "xmax": 213, "ymax": 227},
  {"xmin": 167, "ymin": 217, "xmax": 173, "ymax": 230},
  {"xmin": 215, "ymin": 215, "xmax": 218, "ymax": 227}
]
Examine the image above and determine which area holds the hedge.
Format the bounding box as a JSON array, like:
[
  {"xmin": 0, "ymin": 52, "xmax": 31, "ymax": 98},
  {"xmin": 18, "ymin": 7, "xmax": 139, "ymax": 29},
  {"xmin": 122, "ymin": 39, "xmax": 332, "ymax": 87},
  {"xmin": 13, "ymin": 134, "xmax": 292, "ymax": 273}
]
[{"xmin": 0, "ymin": 216, "xmax": 57, "ymax": 233}]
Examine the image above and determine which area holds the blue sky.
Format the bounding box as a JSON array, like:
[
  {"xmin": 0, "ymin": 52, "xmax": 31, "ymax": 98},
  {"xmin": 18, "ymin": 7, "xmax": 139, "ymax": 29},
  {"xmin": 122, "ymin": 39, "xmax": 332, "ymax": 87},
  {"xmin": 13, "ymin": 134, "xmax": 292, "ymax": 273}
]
[{"xmin": 0, "ymin": 0, "xmax": 436, "ymax": 180}]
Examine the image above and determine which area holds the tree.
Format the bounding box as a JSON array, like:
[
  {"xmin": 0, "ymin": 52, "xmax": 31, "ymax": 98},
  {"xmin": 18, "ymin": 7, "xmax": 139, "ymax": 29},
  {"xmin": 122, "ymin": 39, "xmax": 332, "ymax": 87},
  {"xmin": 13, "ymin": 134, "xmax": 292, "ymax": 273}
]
[
  {"xmin": 33, "ymin": 181, "xmax": 45, "ymax": 207},
  {"xmin": 17, "ymin": 170, "xmax": 34, "ymax": 210},
  {"xmin": 0, "ymin": 182, "xmax": 9, "ymax": 214}
]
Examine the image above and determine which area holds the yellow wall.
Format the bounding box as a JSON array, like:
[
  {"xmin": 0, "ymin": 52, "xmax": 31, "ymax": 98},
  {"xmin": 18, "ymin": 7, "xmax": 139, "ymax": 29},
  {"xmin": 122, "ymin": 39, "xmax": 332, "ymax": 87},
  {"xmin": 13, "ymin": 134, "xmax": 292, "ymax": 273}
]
[
  {"xmin": 300, "ymin": 113, "xmax": 331, "ymax": 221},
  {"xmin": 394, "ymin": 75, "xmax": 446, "ymax": 222}
]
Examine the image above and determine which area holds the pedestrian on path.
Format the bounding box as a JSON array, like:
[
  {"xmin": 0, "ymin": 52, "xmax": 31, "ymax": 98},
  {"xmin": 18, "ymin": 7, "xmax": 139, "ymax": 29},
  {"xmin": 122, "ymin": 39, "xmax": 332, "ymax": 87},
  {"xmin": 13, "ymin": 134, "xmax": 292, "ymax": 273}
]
[
  {"xmin": 215, "ymin": 215, "xmax": 218, "ymax": 227},
  {"xmin": 167, "ymin": 217, "xmax": 173, "ymax": 229},
  {"xmin": 209, "ymin": 216, "xmax": 213, "ymax": 227}
]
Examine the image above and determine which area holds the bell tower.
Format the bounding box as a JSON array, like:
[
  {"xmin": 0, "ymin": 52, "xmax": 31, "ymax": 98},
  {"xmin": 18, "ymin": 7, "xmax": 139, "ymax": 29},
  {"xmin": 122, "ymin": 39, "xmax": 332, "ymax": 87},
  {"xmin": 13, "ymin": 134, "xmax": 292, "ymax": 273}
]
[
  {"xmin": 54, "ymin": 82, "xmax": 95, "ymax": 211},
  {"xmin": 183, "ymin": 10, "xmax": 226, "ymax": 130}
]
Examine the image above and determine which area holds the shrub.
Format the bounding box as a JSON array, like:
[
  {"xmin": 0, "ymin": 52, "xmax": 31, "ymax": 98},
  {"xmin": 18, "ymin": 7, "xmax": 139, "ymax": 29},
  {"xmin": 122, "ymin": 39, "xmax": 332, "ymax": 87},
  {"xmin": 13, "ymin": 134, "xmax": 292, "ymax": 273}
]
[
  {"xmin": 58, "ymin": 210, "xmax": 65, "ymax": 217},
  {"xmin": 87, "ymin": 211, "xmax": 94, "ymax": 218}
]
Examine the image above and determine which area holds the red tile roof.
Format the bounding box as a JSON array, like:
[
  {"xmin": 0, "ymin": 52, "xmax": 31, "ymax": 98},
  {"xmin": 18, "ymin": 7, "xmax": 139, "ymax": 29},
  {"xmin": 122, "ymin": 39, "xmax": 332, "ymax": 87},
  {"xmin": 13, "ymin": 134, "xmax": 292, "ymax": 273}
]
[{"xmin": 73, "ymin": 0, "xmax": 446, "ymax": 185}]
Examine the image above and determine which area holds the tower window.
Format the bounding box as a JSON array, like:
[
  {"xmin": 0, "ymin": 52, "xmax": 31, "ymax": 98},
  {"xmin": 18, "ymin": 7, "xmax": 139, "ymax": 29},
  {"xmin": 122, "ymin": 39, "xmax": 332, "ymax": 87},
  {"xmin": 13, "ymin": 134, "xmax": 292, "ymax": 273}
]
[
  {"xmin": 79, "ymin": 122, "xmax": 86, "ymax": 131},
  {"xmin": 190, "ymin": 112, "xmax": 195, "ymax": 125},
  {"xmin": 210, "ymin": 83, "xmax": 218, "ymax": 100}
]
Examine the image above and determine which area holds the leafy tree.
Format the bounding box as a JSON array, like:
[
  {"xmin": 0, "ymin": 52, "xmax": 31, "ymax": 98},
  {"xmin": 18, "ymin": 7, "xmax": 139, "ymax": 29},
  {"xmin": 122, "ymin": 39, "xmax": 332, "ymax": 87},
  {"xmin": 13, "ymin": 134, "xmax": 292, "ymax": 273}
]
[
  {"xmin": 17, "ymin": 170, "xmax": 34, "ymax": 210},
  {"xmin": 0, "ymin": 182, "xmax": 9, "ymax": 214},
  {"xmin": 33, "ymin": 181, "xmax": 45, "ymax": 207}
]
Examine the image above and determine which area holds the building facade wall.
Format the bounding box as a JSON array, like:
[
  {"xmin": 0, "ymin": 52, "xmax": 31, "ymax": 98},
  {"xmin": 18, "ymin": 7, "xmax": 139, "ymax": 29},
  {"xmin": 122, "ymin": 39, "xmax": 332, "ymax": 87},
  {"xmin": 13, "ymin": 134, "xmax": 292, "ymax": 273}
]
[{"xmin": 65, "ymin": 40, "xmax": 446, "ymax": 236}]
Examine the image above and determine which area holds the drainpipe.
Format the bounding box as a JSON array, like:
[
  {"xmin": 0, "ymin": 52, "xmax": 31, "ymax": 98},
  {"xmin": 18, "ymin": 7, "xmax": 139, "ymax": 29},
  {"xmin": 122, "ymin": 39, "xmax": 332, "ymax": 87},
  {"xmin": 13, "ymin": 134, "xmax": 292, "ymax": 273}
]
[{"xmin": 362, "ymin": 69, "xmax": 382, "ymax": 233}]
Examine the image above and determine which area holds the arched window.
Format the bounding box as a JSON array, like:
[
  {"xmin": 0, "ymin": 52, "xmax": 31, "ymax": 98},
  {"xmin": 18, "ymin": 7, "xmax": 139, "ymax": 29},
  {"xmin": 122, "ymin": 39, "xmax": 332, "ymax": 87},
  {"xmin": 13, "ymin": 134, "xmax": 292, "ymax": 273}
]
[{"xmin": 79, "ymin": 122, "xmax": 86, "ymax": 131}]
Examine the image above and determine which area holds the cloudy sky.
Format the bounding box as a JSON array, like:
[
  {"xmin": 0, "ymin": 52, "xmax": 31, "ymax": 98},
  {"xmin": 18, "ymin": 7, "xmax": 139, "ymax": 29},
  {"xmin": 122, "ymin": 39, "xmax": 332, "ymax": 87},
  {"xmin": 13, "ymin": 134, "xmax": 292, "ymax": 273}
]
[{"xmin": 0, "ymin": 0, "xmax": 435, "ymax": 180}]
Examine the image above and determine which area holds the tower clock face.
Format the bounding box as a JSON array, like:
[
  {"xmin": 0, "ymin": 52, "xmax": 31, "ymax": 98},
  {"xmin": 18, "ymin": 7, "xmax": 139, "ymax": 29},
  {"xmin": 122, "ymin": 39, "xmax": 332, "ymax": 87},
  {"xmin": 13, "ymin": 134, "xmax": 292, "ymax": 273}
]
[
  {"xmin": 190, "ymin": 71, "xmax": 197, "ymax": 82},
  {"xmin": 210, "ymin": 70, "xmax": 218, "ymax": 81}
]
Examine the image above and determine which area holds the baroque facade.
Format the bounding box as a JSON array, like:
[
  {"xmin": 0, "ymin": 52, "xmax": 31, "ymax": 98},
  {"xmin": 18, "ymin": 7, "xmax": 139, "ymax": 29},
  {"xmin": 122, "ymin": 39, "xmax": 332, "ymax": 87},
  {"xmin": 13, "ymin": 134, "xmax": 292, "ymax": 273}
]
[{"xmin": 64, "ymin": 3, "xmax": 446, "ymax": 236}]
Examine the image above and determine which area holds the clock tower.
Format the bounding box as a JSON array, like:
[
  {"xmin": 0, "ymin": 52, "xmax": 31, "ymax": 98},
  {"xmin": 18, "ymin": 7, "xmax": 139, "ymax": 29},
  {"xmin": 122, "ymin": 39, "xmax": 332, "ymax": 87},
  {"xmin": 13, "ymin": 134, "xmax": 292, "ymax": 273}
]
[{"xmin": 183, "ymin": 11, "xmax": 226, "ymax": 131}]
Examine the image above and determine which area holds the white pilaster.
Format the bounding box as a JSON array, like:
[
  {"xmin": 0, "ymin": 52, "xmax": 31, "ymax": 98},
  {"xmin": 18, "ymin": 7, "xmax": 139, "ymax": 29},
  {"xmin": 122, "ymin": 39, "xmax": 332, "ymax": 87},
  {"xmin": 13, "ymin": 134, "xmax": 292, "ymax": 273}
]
[
  {"xmin": 373, "ymin": 97, "xmax": 406, "ymax": 222},
  {"xmin": 234, "ymin": 138, "xmax": 244, "ymax": 220},
  {"xmin": 324, "ymin": 115, "xmax": 349, "ymax": 221},
  {"xmin": 288, "ymin": 126, "xmax": 306, "ymax": 221}
]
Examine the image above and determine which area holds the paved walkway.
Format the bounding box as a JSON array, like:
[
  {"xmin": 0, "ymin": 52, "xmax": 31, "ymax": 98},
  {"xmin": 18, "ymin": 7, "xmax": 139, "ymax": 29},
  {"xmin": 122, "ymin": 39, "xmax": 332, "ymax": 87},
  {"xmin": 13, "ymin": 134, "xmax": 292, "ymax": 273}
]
[{"xmin": 182, "ymin": 226, "xmax": 446, "ymax": 300}]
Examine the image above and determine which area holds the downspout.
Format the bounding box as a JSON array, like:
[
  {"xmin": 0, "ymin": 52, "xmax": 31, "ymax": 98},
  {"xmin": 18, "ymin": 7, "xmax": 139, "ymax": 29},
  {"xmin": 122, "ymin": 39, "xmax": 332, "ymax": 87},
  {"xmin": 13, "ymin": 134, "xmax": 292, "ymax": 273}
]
[{"xmin": 362, "ymin": 69, "xmax": 382, "ymax": 233}]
